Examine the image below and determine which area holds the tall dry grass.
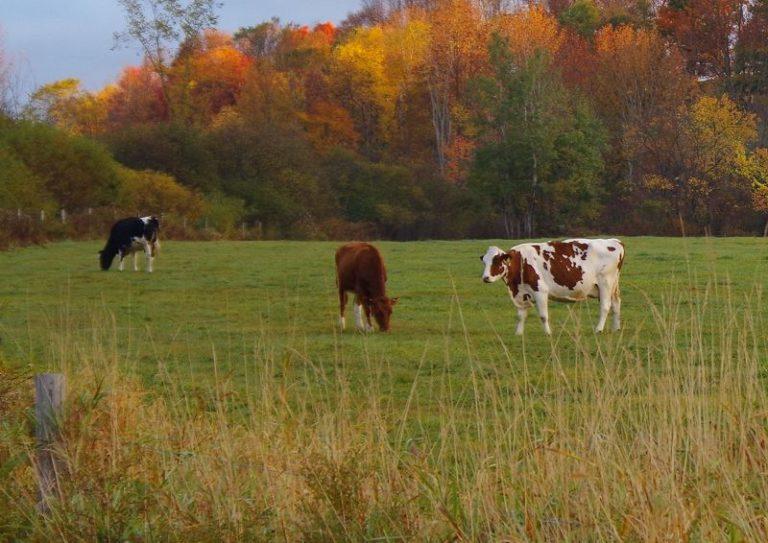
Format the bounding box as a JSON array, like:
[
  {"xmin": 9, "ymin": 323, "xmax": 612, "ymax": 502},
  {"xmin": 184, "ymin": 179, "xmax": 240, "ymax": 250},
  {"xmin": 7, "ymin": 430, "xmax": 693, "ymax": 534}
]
[{"xmin": 2, "ymin": 281, "xmax": 768, "ymax": 541}]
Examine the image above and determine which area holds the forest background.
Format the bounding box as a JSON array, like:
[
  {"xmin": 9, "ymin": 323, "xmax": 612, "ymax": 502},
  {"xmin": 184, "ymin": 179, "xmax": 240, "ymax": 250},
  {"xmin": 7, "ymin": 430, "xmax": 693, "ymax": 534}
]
[{"xmin": 2, "ymin": 0, "xmax": 768, "ymax": 246}]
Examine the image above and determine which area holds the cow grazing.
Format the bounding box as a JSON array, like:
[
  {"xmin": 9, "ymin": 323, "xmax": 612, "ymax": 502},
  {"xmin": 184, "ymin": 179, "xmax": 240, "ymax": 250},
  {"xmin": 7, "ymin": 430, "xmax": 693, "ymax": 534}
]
[
  {"xmin": 481, "ymin": 239, "xmax": 624, "ymax": 335},
  {"xmin": 99, "ymin": 216, "xmax": 160, "ymax": 272},
  {"xmin": 335, "ymin": 242, "xmax": 399, "ymax": 332}
]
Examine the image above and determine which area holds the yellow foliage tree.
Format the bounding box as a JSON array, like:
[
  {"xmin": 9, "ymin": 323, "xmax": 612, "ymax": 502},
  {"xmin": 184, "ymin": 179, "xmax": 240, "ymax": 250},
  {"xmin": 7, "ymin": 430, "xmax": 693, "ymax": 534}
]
[{"xmin": 117, "ymin": 166, "xmax": 205, "ymax": 220}]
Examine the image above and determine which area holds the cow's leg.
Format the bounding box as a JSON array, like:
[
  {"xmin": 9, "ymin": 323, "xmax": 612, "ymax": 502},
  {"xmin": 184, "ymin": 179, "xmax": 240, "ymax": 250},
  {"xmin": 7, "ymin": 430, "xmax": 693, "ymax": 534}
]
[
  {"xmin": 118, "ymin": 250, "xmax": 125, "ymax": 271},
  {"xmin": 133, "ymin": 251, "xmax": 138, "ymax": 271},
  {"xmin": 611, "ymin": 280, "xmax": 621, "ymax": 331},
  {"xmin": 354, "ymin": 296, "xmax": 366, "ymax": 331},
  {"xmin": 534, "ymin": 293, "xmax": 552, "ymax": 335},
  {"xmin": 363, "ymin": 303, "xmax": 374, "ymax": 332},
  {"xmin": 144, "ymin": 243, "xmax": 153, "ymax": 273},
  {"xmin": 338, "ymin": 290, "xmax": 348, "ymax": 330},
  {"xmin": 515, "ymin": 307, "xmax": 528, "ymax": 336},
  {"xmin": 595, "ymin": 279, "xmax": 613, "ymax": 333}
]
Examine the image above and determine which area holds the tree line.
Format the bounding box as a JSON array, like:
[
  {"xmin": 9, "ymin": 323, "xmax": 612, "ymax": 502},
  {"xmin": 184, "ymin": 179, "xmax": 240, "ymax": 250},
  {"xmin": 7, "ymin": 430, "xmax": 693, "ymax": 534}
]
[{"xmin": 2, "ymin": 0, "xmax": 768, "ymax": 243}]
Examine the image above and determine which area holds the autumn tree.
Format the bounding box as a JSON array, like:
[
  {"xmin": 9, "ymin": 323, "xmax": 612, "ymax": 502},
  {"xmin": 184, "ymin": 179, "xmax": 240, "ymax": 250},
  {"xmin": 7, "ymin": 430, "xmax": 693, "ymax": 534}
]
[
  {"xmin": 590, "ymin": 24, "xmax": 694, "ymax": 228},
  {"xmin": 745, "ymin": 148, "xmax": 768, "ymax": 234},
  {"xmin": 107, "ymin": 64, "xmax": 168, "ymax": 128},
  {"xmin": 114, "ymin": 0, "xmax": 220, "ymax": 118},
  {"xmin": 425, "ymin": 0, "xmax": 487, "ymax": 173},
  {"xmin": 25, "ymin": 79, "xmax": 111, "ymax": 136},
  {"xmin": 657, "ymin": 0, "xmax": 747, "ymax": 82},
  {"xmin": 558, "ymin": 0, "xmax": 601, "ymax": 37},
  {"xmin": 0, "ymin": 32, "xmax": 17, "ymax": 116},
  {"xmin": 733, "ymin": 0, "xmax": 768, "ymax": 145},
  {"xmin": 471, "ymin": 34, "xmax": 605, "ymax": 237},
  {"xmin": 167, "ymin": 30, "xmax": 251, "ymax": 124},
  {"xmin": 642, "ymin": 96, "xmax": 760, "ymax": 234}
]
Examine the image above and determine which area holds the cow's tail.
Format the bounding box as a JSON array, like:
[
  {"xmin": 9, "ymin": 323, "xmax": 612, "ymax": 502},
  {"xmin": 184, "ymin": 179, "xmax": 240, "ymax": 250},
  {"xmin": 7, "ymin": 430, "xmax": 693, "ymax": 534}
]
[{"xmin": 99, "ymin": 238, "xmax": 119, "ymax": 270}]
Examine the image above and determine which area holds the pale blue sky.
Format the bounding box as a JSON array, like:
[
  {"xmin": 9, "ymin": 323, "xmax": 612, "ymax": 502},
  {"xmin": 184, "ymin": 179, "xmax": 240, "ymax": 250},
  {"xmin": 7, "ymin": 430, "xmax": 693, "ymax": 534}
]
[{"xmin": 2, "ymin": 0, "xmax": 358, "ymax": 95}]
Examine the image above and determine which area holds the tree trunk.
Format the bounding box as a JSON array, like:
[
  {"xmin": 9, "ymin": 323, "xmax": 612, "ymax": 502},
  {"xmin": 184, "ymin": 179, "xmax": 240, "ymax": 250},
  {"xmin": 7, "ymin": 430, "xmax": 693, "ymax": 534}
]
[{"xmin": 428, "ymin": 84, "xmax": 451, "ymax": 174}]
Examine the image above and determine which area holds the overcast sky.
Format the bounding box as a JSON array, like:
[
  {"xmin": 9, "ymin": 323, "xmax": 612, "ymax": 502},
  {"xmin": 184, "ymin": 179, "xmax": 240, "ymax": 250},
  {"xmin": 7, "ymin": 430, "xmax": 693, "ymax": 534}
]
[{"xmin": 2, "ymin": 0, "xmax": 358, "ymax": 96}]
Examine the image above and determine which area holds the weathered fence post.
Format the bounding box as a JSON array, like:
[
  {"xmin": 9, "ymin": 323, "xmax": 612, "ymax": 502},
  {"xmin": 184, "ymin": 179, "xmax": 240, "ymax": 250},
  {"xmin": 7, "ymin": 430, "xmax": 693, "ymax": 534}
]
[
  {"xmin": 35, "ymin": 373, "xmax": 66, "ymax": 513},
  {"xmin": 40, "ymin": 210, "xmax": 45, "ymax": 222},
  {"xmin": 60, "ymin": 209, "xmax": 67, "ymax": 224}
]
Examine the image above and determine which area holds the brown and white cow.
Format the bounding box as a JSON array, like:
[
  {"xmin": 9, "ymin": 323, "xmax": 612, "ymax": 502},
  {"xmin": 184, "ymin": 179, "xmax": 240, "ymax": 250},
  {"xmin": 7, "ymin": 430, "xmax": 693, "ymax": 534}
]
[
  {"xmin": 481, "ymin": 239, "xmax": 624, "ymax": 335},
  {"xmin": 336, "ymin": 242, "xmax": 399, "ymax": 332}
]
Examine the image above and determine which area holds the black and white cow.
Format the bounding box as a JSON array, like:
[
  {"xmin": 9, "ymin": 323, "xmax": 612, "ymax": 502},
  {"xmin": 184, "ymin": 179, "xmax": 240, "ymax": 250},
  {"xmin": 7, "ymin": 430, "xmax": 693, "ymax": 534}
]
[{"xmin": 99, "ymin": 216, "xmax": 160, "ymax": 272}]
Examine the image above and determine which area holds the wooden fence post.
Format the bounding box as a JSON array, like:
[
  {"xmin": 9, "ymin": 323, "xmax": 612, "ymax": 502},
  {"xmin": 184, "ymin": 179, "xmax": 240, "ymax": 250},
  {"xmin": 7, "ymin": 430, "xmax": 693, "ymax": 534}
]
[{"xmin": 35, "ymin": 373, "xmax": 66, "ymax": 513}]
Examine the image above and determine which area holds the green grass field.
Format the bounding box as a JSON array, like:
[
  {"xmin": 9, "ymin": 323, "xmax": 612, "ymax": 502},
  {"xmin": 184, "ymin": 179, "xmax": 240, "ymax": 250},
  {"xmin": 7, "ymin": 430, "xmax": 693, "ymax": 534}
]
[
  {"xmin": 3, "ymin": 238, "xmax": 768, "ymax": 541},
  {"xmin": 1, "ymin": 237, "xmax": 766, "ymax": 392}
]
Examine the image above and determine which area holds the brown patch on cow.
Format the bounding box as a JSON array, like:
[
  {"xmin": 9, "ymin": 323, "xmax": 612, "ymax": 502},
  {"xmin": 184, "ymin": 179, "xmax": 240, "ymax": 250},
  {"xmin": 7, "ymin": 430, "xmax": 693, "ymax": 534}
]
[
  {"xmin": 336, "ymin": 242, "xmax": 397, "ymax": 331},
  {"xmin": 573, "ymin": 242, "xmax": 588, "ymax": 251},
  {"xmin": 608, "ymin": 246, "xmax": 616, "ymax": 252},
  {"xmin": 491, "ymin": 253, "xmax": 510, "ymax": 278},
  {"xmin": 522, "ymin": 259, "xmax": 540, "ymax": 291},
  {"xmin": 618, "ymin": 252, "xmax": 625, "ymax": 270},
  {"xmin": 546, "ymin": 242, "xmax": 585, "ymax": 289},
  {"xmin": 532, "ymin": 244, "xmax": 541, "ymax": 255},
  {"xmin": 503, "ymin": 252, "xmax": 540, "ymax": 295},
  {"xmin": 504, "ymin": 251, "xmax": 522, "ymax": 296}
]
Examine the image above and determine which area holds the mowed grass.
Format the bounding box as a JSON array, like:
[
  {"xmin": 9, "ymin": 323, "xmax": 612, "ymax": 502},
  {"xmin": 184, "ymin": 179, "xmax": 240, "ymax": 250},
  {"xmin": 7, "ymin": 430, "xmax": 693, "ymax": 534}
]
[
  {"xmin": 4, "ymin": 238, "xmax": 768, "ymax": 540},
  {"xmin": 0, "ymin": 237, "xmax": 767, "ymax": 399}
]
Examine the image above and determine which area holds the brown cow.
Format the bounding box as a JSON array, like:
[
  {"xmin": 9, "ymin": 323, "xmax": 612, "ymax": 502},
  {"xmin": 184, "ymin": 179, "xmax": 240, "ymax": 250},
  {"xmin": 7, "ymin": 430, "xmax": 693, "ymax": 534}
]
[{"xmin": 335, "ymin": 242, "xmax": 399, "ymax": 332}]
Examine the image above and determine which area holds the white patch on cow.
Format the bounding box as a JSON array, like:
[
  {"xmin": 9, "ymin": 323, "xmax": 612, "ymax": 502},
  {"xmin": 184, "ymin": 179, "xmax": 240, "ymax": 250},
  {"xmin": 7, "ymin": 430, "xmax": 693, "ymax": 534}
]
[
  {"xmin": 515, "ymin": 307, "xmax": 528, "ymax": 336},
  {"xmin": 481, "ymin": 246, "xmax": 506, "ymax": 283},
  {"xmin": 534, "ymin": 293, "xmax": 551, "ymax": 335},
  {"xmin": 354, "ymin": 303, "xmax": 365, "ymax": 330},
  {"xmin": 611, "ymin": 282, "xmax": 621, "ymax": 331},
  {"xmin": 145, "ymin": 242, "xmax": 154, "ymax": 273},
  {"xmin": 481, "ymin": 238, "xmax": 624, "ymax": 336}
]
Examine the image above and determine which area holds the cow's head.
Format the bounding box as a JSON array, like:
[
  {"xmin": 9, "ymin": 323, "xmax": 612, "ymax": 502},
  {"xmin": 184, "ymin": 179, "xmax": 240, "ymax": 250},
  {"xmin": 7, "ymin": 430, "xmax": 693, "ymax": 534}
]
[
  {"xmin": 368, "ymin": 296, "xmax": 399, "ymax": 332},
  {"xmin": 481, "ymin": 246, "xmax": 510, "ymax": 283}
]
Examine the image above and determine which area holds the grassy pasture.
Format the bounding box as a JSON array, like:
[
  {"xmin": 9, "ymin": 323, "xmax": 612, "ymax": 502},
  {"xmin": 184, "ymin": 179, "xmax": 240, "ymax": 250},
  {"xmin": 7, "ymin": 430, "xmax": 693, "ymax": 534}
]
[
  {"xmin": 1, "ymin": 238, "xmax": 766, "ymax": 394},
  {"xmin": 2, "ymin": 238, "xmax": 768, "ymax": 541}
]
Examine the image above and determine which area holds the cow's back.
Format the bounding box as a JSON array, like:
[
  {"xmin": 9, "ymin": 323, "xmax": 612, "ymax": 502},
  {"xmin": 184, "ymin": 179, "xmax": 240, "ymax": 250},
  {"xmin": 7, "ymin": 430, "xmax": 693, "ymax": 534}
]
[
  {"xmin": 336, "ymin": 242, "xmax": 386, "ymax": 294},
  {"xmin": 515, "ymin": 238, "xmax": 623, "ymax": 300}
]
